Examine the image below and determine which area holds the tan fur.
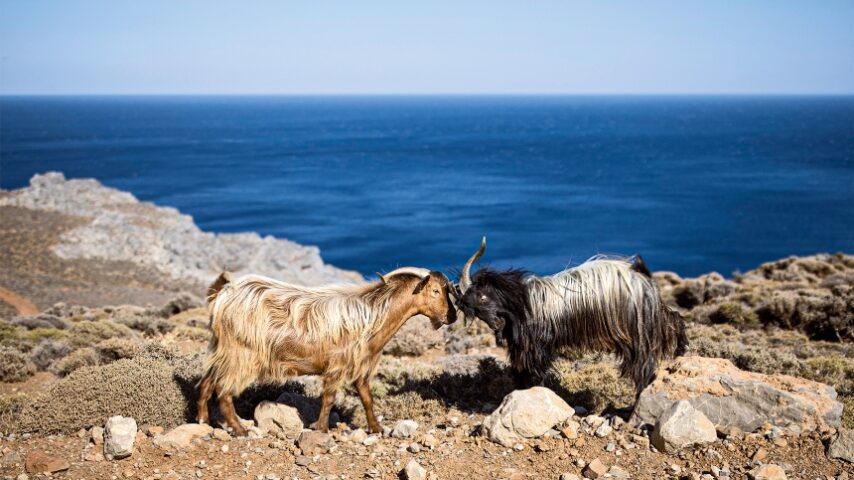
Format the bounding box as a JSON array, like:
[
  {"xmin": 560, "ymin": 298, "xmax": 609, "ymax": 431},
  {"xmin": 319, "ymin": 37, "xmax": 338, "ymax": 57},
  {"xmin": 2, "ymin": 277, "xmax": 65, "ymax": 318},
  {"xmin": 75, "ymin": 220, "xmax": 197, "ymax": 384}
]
[{"xmin": 197, "ymin": 269, "xmax": 455, "ymax": 434}]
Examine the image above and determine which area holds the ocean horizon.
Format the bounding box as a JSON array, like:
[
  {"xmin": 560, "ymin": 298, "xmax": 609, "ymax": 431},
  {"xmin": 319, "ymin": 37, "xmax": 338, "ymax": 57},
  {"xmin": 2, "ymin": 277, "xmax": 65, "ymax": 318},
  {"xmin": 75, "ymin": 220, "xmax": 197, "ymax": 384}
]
[{"xmin": 1, "ymin": 95, "xmax": 852, "ymax": 278}]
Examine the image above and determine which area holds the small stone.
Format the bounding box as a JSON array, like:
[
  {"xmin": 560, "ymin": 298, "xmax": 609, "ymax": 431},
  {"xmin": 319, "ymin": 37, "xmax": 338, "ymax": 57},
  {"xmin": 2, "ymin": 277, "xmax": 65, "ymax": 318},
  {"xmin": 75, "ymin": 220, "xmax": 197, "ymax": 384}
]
[
  {"xmin": 153, "ymin": 423, "xmax": 213, "ymax": 450},
  {"xmin": 105, "ymin": 415, "xmax": 138, "ymax": 460},
  {"xmin": 221, "ymin": 444, "xmax": 230, "ymax": 453},
  {"xmin": 408, "ymin": 442, "xmax": 421, "ymax": 453},
  {"xmin": 582, "ymin": 458, "xmax": 608, "ymax": 479},
  {"xmin": 604, "ymin": 442, "xmax": 616, "ymax": 452},
  {"xmin": 402, "ymin": 459, "xmax": 427, "ymax": 480},
  {"xmin": 560, "ymin": 474, "xmax": 580, "ymax": 480},
  {"xmin": 513, "ymin": 443, "xmax": 525, "ymax": 451},
  {"xmin": 828, "ymin": 428, "xmax": 854, "ymax": 463},
  {"xmin": 560, "ymin": 421, "xmax": 580, "ymax": 440},
  {"xmin": 295, "ymin": 455, "xmax": 311, "ymax": 467},
  {"xmin": 752, "ymin": 447, "xmax": 768, "ymax": 463},
  {"xmin": 212, "ymin": 429, "xmax": 231, "ymax": 441},
  {"xmin": 146, "ymin": 426, "xmax": 164, "ymax": 436},
  {"xmin": 297, "ymin": 431, "xmax": 335, "ymax": 455},
  {"xmin": 123, "ymin": 468, "xmax": 135, "ymax": 478},
  {"xmin": 392, "ymin": 420, "xmax": 419, "ymax": 438},
  {"xmin": 363, "ymin": 434, "xmax": 380, "ymax": 446},
  {"xmin": 607, "ymin": 466, "xmax": 630, "ymax": 479},
  {"xmin": 91, "ymin": 426, "xmax": 105, "ymax": 445},
  {"xmin": 24, "ymin": 451, "xmax": 70, "ymax": 474},
  {"xmin": 748, "ymin": 464, "xmax": 787, "ymax": 480},
  {"xmin": 17, "ymin": 474, "xmax": 29, "ymax": 480},
  {"xmin": 574, "ymin": 406, "xmax": 588, "ymax": 416},
  {"xmin": 594, "ymin": 423, "xmax": 613, "ymax": 438},
  {"xmin": 421, "ymin": 433, "xmax": 439, "ymax": 449},
  {"xmin": 651, "ymin": 400, "xmax": 717, "ymax": 453},
  {"xmin": 630, "ymin": 434, "xmax": 650, "ymax": 449},
  {"xmin": 84, "ymin": 451, "xmax": 104, "ymax": 462},
  {"xmin": 574, "ymin": 458, "xmax": 586, "ymax": 468}
]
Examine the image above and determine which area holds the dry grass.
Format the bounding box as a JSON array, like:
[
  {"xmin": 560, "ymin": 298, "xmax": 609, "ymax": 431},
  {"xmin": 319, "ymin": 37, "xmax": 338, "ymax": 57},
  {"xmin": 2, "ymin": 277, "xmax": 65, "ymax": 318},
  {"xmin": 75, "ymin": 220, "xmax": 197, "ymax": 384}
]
[{"xmin": 0, "ymin": 347, "xmax": 37, "ymax": 382}]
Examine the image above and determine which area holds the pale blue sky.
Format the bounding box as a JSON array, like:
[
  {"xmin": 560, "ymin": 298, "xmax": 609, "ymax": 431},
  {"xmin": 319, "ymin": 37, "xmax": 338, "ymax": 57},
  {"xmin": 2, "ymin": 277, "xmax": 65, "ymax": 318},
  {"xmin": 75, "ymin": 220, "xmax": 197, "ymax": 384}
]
[{"xmin": 1, "ymin": 1, "xmax": 853, "ymax": 94}]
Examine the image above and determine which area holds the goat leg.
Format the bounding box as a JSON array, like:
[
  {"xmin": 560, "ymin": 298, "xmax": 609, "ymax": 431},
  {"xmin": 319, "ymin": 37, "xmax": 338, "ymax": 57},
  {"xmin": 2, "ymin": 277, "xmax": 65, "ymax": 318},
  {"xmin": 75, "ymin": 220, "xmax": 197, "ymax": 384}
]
[
  {"xmin": 310, "ymin": 378, "xmax": 338, "ymax": 433},
  {"xmin": 355, "ymin": 377, "xmax": 382, "ymax": 433},
  {"xmin": 196, "ymin": 371, "xmax": 215, "ymax": 425},
  {"xmin": 216, "ymin": 387, "xmax": 247, "ymax": 436}
]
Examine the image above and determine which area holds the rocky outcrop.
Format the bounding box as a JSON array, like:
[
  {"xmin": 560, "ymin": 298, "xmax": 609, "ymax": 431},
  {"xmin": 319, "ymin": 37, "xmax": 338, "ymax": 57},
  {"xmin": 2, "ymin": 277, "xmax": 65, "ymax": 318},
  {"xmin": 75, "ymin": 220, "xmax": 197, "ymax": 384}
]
[
  {"xmin": 0, "ymin": 172, "xmax": 362, "ymax": 288},
  {"xmin": 482, "ymin": 387, "xmax": 575, "ymax": 447},
  {"xmin": 631, "ymin": 357, "xmax": 842, "ymax": 434}
]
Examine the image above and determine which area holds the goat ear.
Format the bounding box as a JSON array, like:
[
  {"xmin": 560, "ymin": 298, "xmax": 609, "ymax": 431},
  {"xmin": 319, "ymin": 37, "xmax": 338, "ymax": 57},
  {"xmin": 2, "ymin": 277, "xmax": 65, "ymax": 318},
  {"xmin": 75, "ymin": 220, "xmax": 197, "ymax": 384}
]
[{"xmin": 412, "ymin": 275, "xmax": 431, "ymax": 295}]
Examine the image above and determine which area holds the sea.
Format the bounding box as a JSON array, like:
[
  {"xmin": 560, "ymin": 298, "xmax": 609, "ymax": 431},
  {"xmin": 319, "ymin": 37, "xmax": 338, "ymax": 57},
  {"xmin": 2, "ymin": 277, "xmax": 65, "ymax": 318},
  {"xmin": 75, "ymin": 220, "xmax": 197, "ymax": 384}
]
[{"xmin": 1, "ymin": 95, "xmax": 852, "ymax": 278}]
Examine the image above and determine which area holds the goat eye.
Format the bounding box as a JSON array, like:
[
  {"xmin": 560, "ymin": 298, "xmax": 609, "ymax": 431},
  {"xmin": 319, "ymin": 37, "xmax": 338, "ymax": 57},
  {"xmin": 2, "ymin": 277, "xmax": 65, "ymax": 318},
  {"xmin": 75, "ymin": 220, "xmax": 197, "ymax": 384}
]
[{"xmin": 432, "ymin": 288, "xmax": 440, "ymax": 294}]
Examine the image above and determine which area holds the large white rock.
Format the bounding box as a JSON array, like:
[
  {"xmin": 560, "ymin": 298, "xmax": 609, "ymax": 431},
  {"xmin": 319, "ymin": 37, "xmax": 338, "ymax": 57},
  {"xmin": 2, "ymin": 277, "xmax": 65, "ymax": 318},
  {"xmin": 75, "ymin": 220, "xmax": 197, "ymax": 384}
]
[
  {"xmin": 402, "ymin": 460, "xmax": 427, "ymax": 480},
  {"xmin": 104, "ymin": 416, "xmax": 137, "ymax": 460},
  {"xmin": 254, "ymin": 401, "xmax": 304, "ymax": 435},
  {"xmin": 651, "ymin": 400, "xmax": 717, "ymax": 453},
  {"xmin": 482, "ymin": 387, "xmax": 574, "ymax": 447},
  {"xmin": 153, "ymin": 423, "xmax": 213, "ymax": 450},
  {"xmin": 391, "ymin": 420, "xmax": 419, "ymax": 439}
]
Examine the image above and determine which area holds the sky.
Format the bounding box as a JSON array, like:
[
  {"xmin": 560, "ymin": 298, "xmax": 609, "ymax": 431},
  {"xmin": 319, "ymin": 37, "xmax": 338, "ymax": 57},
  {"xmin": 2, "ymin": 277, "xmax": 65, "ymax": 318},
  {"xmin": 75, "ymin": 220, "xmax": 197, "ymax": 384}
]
[{"xmin": 1, "ymin": 1, "xmax": 853, "ymax": 95}]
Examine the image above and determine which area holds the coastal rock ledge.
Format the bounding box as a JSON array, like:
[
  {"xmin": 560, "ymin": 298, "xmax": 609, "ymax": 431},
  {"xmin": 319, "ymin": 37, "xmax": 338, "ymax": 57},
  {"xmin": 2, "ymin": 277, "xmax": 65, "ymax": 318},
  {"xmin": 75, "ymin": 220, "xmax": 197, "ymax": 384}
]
[
  {"xmin": 631, "ymin": 356, "xmax": 843, "ymax": 434},
  {"xmin": 0, "ymin": 172, "xmax": 362, "ymax": 288}
]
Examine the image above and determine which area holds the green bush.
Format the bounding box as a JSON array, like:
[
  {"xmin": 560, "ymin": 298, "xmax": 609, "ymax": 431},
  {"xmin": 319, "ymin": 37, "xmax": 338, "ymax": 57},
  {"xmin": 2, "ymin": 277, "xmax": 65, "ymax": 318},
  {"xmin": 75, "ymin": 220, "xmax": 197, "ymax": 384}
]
[{"xmin": 67, "ymin": 320, "xmax": 134, "ymax": 347}]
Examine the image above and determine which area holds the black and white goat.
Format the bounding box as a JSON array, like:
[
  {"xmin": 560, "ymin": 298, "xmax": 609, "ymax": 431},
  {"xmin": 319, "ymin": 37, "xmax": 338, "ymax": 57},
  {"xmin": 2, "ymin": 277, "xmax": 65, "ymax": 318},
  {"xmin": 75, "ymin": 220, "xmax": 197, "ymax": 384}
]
[{"xmin": 454, "ymin": 238, "xmax": 687, "ymax": 394}]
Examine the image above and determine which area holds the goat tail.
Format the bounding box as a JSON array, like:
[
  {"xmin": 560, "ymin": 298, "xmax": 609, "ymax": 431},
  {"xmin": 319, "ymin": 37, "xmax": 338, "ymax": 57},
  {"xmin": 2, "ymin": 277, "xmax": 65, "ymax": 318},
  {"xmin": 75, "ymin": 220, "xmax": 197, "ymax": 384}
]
[{"xmin": 207, "ymin": 272, "xmax": 233, "ymax": 305}]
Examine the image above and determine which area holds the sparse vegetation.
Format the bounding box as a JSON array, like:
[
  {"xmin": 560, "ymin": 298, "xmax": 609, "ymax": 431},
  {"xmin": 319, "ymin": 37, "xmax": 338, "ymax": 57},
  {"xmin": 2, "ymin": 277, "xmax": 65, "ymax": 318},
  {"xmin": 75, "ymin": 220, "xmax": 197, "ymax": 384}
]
[{"xmin": 0, "ymin": 347, "xmax": 37, "ymax": 382}]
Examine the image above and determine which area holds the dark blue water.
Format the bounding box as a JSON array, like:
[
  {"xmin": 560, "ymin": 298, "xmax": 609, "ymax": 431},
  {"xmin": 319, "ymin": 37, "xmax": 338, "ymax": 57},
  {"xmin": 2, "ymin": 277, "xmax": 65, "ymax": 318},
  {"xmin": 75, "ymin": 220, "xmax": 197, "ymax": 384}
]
[{"xmin": 1, "ymin": 96, "xmax": 852, "ymax": 277}]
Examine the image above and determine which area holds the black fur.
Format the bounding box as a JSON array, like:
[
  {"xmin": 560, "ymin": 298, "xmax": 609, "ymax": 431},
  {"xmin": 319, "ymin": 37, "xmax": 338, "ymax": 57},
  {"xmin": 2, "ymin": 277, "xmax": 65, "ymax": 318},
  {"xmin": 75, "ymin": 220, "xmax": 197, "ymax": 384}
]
[{"xmin": 458, "ymin": 261, "xmax": 687, "ymax": 395}]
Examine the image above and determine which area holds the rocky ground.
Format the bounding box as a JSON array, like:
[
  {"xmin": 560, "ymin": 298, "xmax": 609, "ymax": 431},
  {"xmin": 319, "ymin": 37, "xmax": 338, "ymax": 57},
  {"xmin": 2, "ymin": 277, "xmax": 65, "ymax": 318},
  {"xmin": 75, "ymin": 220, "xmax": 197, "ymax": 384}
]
[{"xmin": 0, "ymin": 174, "xmax": 852, "ymax": 479}]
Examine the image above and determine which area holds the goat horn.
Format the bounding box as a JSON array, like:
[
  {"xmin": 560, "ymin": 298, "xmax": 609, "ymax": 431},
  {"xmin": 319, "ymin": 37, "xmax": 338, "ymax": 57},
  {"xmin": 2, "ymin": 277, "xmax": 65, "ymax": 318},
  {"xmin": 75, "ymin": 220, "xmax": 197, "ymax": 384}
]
[
  {"xmin": 459, "ymin": 236, "xmax": 486, "ymax": 293},
  {"xmin": 381, "ymin": 267, "xmax": 431, "ymax": 283}
]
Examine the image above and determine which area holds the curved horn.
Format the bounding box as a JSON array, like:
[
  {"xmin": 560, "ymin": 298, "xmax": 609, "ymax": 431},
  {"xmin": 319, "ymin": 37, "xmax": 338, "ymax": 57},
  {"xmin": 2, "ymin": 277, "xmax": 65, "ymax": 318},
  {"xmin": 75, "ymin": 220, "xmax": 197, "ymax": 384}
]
[
  {"xmin": 381, "ymin": 267, "xmax": 431, "ymax": 283},
  {"xmin": 459, "ymin": 236, "xmax": 486, "ymax": 293}
]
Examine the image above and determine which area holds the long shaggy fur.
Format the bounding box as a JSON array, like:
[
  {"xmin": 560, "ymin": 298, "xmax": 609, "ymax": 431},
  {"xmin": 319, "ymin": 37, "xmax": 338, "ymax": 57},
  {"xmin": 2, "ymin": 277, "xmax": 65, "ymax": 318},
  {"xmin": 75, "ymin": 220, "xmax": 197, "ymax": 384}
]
[
  {"xmin": 198, "ymin": 268, "xmax": 455, "ymax": 434},
  {"xmin": 458, "ymin": 255, "xmax": 687, "ymax": 394}
]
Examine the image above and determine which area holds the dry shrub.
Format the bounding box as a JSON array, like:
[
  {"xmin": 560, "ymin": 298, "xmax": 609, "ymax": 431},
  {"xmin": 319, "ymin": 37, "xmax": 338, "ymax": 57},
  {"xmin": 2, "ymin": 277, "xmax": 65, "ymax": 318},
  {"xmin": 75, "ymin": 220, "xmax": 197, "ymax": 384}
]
[
  {"xmin": 0, "ymin": 347, "xmax": 37, "ymax": 382},
  {"xmin": 350, "ymin": 391, "xmax": 445, "ymax": 427},
  {"xmin": 0, "ymin": 393, "xmax": 29, "ymax": 434},
  {"xmin": 17, "ymin": 348, "xmax": 203, "ymax": 433},
  {"xmin": 384, "ymin": 315, "xmax": 444, "ymax": 356},
  {"xmin": 550, "ymin": 359, "xmax": 635, "ymax": 414},
  {"xmin": 443, "ymin": 319, "xmax": 496, "ymax": 354},
  {"xmin": 50, "ymin": 347, "xmax": 100, "ymax": 377},
  {"xmin": 708, "ymin": 302, "xmax": 760, "ymax": 326},
  {"xmin": 173, "ymin": 325, "xmax": 211, "ymax": 342},
  {"xmin": 114, "ymin": 314, "xmax": 175, "ymax": 336},
  {"xmin": 67, "ymin": 320, "xmax": 134, "ymax": 346},
  {"xmin": 94, "ymin": 337, "xmax": 141, "ymax": 362},
  {"xmin": 11, "ymin": 314, "xmax": 69, "ymax": 330},
  {"xmin": 168, "ymin": 307, "xmax": 209, "ymax": 328},
  {"xmin": 29, "ymin": 339, "xmax": 74, "ymax": 370}
]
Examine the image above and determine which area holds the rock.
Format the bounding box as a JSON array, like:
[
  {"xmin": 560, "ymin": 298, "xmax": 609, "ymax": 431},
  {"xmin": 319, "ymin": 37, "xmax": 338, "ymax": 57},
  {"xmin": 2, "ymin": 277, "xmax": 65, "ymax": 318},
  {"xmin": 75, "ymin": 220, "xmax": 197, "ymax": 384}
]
[
  {"xmin": 391, "ymin": 420, "xmax": 419, "ymax": 438},
  {"xmin": 828, "ymin": 428, "xmax": 854, "ymax": 463},
  {"xmin": 297, "ymin": 431, "xmax": 334, "ymax": 455},
  {"xmin": 24, "ymin": 451, "xmax": 69, "ymax": 474},
  {"xmin": 560, "ymin": 421, "xmax": 580, "ymax": 439},
  {"xmin": 560, "ymin": 474, "xmax": 580, "ymax": 480},
  {"xmin": 104, "ymin": 415, "xmax": 137, "ymax": 460},
  {"xmin": 345, "ymin": 428, "xmax": 368, "ymax": 443},
  {"xmin": 254, "ymin": 401, "xmax": 304, "ymax": 435},
  {"xmin": 91, "ymin": 425, "xmax": 104, "ymax": 445},
  {"xmin": 582, "ymin": 458, "xmax": 608, "ymax": 479},
  {"xmin": 363, "ymin": 435, "xmax": 380, "ymax": 446},
  {"xmin": 607, "ymin": 466, "xmax": 630, "ymax": 479},
  {"xmin": 146, "ymin": 426, "xmax": 164, "ymax": 436},
  {"xmin": 212, "ymin": 428, "xmax": 232, "ymax": 441},
  {"xmin": 631, "ymin": 357, "xmax": 843, "ymax": 434},
  {"xmin": 651, "ymin": 400, "xmax": 717, "ymax": 453},
  {"xmin": 402, "ymin": 460, "xmax": 427, "ymax": 480},
  {"xmin": 748, "ymin": 464, "xmax": 787, "ymax": 480},
  {"xmin": 482, "ymin": 387, "xmax": 575, "ymax": 447},
  {"xmin": 0, "ymin": 172, "xmax": 362, "ymax": 287},
  {"xmin": 294, "ymin": 455, "xmax": 311, "ymax": 467},
  {"xmin": 594, "ymin": 423, "xmax": 613, "ymax": 438},
  {"xmin": 153, "ymin": 423, "xmax": 213, "ymax": 450}
]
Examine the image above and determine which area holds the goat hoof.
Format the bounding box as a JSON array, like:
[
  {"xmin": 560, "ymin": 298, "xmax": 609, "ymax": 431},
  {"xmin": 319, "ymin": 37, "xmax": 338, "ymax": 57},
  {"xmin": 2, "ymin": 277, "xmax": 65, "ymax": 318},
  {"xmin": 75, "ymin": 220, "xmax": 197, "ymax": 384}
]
[
  {"xmin": 368, "ymin": 423, "xmax": 382, "ymax": 434},
  {"xmin": 231, "ymin": 425, "xmax": 248, "ymax": 437},
  {"xmin": 309, "ymin": 421, "xmax": 329, "ymax": 433}
]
